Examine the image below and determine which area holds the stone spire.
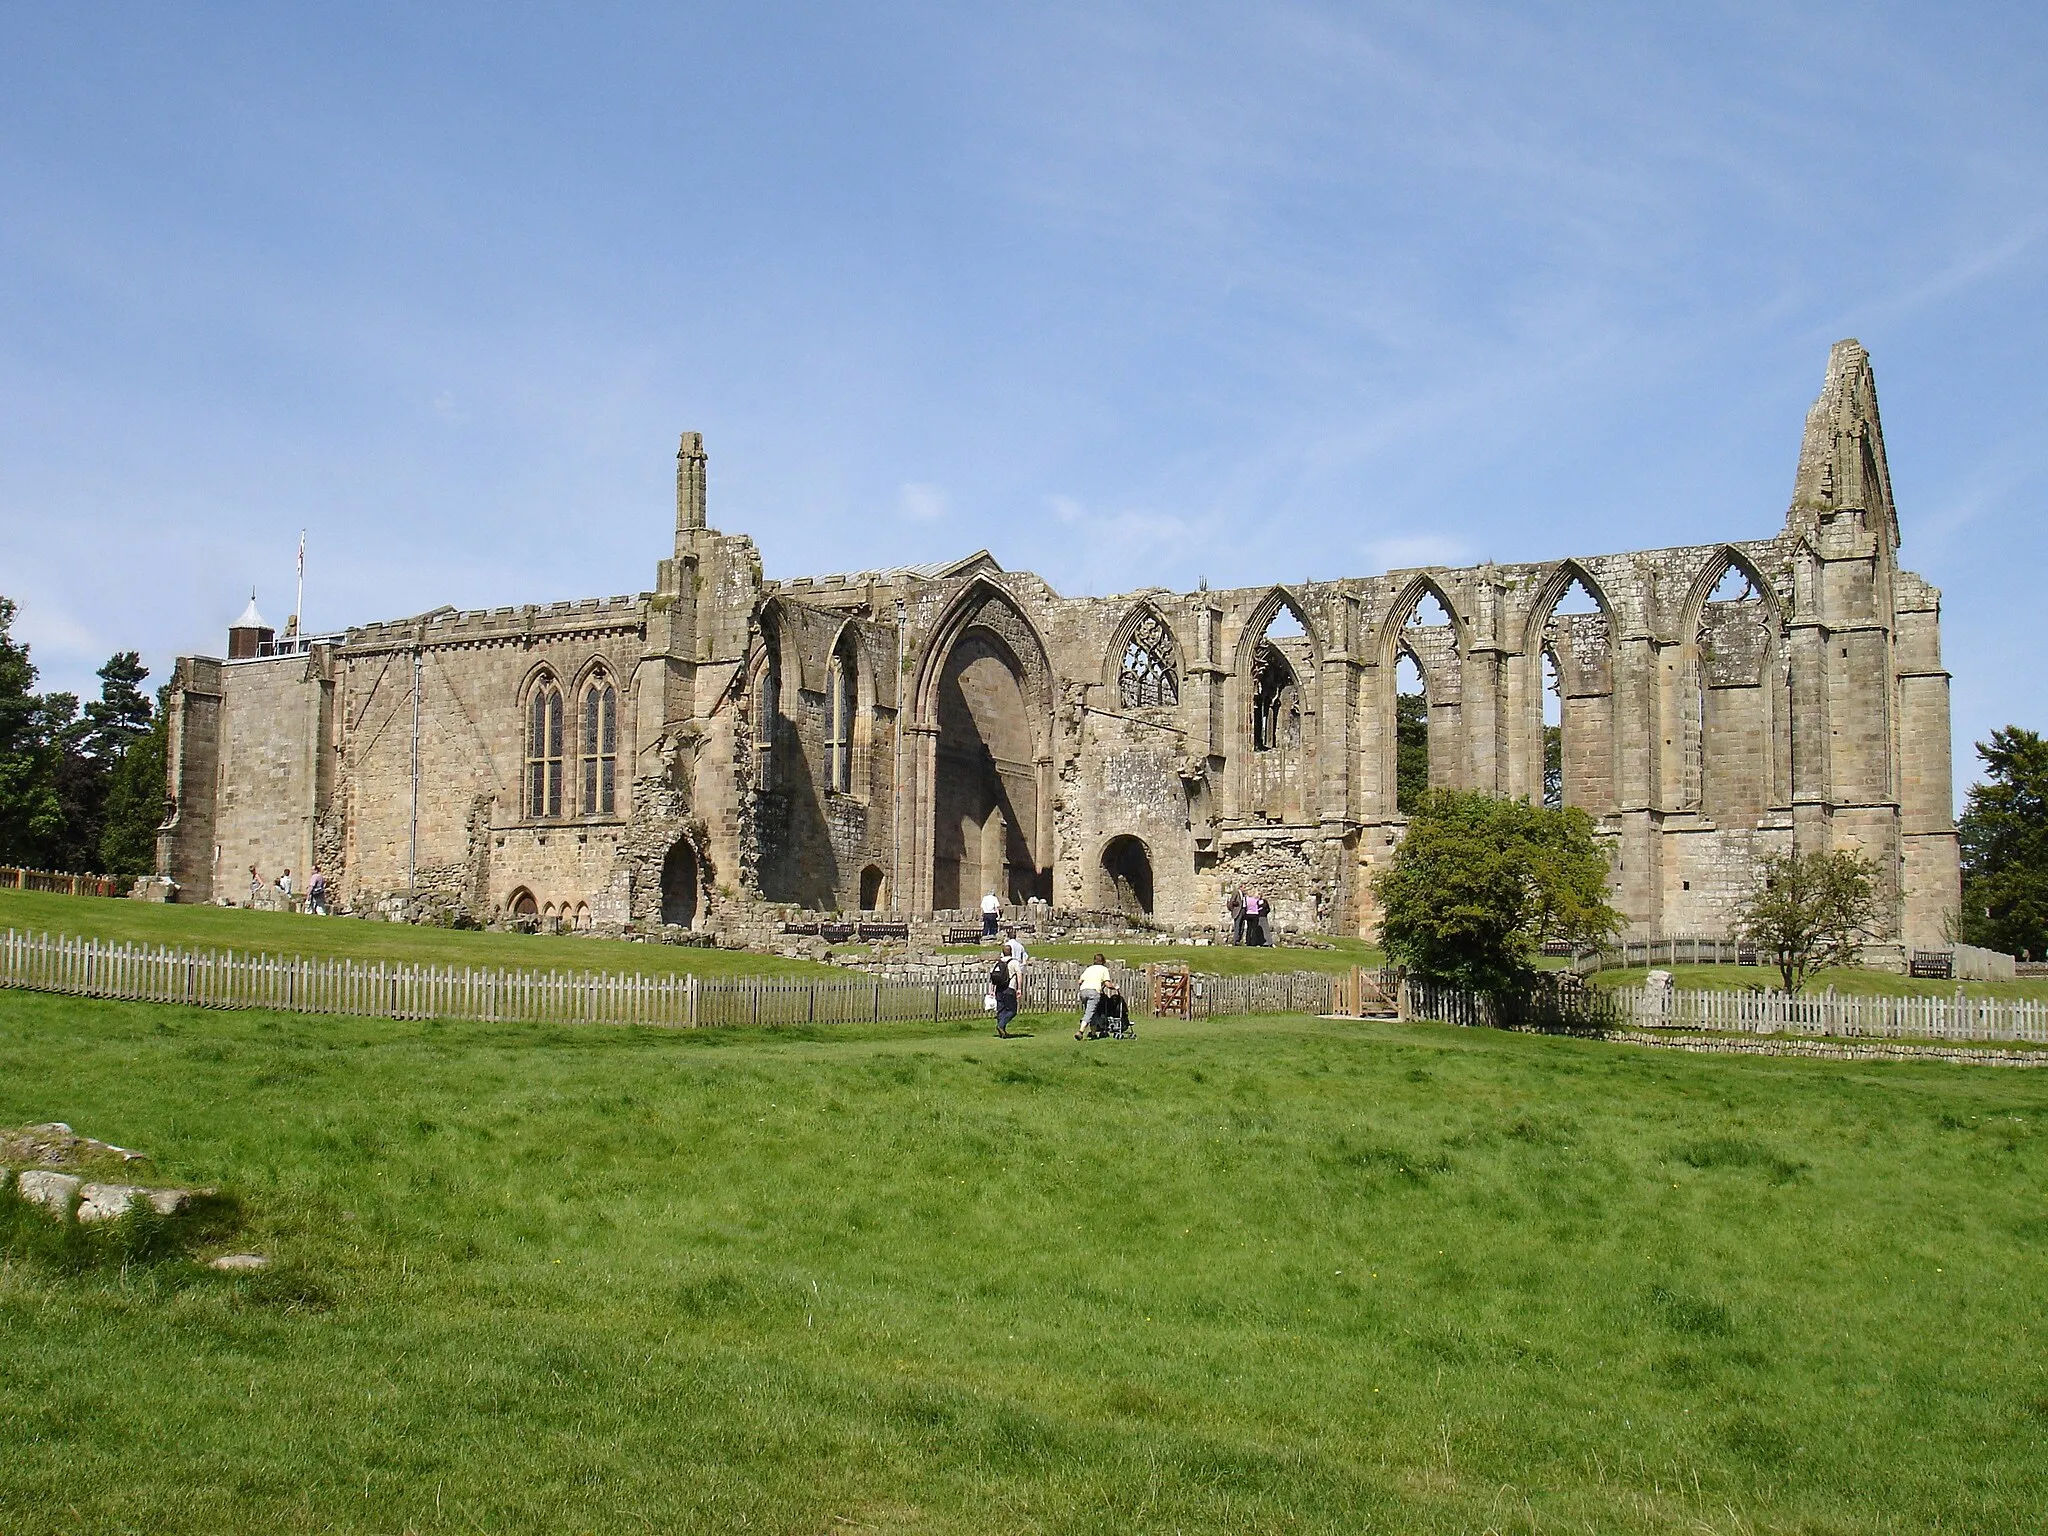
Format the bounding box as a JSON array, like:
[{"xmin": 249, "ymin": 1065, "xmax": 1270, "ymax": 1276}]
[
  {"xmin": 676, "ymin": 431, "xmax": 708, "ymax": 537},
  {"xmin": 1787, "ymin": 339, "xmax": 1898, "ymax": 549}
]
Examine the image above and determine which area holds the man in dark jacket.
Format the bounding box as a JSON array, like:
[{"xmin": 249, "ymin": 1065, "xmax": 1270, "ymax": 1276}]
[{"xmin": 990, "ymin": 950, "xmax": 1019, "ymax": 1038}]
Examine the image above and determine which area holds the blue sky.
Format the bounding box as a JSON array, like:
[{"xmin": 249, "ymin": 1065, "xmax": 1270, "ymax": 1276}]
[{"xmin": 3, "ymin": 3, "xmax": 2044, "ymax": 798}]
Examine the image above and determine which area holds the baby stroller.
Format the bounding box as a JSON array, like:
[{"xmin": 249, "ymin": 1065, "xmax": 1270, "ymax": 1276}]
[{"xmin": 1078, "ymin": 986, "xmax": 1136, "ymax": 1040}]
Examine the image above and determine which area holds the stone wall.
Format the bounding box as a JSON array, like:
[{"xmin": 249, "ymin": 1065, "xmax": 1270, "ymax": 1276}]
[{"xmin": 162, "ymin": 341, "xmax": 1963, "ymax": 952}]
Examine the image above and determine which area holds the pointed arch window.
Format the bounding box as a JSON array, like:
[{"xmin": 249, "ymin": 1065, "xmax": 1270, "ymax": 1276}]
[
  {"xmin": 580, "ymin": 673, "xmax": 618, "ymax": 816},
  {"xmin": 825, "ymin": 640, "xmax": 857, "ymax": 793},
  {"xmin": 1252, "ymin": 641, "xmax": 1301, "ymax": 752},
  {"xmin": 527, "ymin": 679, "xmax": 564, "ymax": 819},
  {"xmin": 754, "ymin": 645, "xmax": 781, "ymax": 792},
  {"xmin": 1118, "ymin": 614, "xmax": 1180, "ymax": 708}
]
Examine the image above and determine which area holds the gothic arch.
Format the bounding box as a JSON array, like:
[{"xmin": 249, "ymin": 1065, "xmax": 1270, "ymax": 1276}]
[
  {"xmin": 1374, "ymin": 576, "xmax": 1466, "ymax": 816},
  {"xmin": 1678, "ymin": 546, "xmax": 1782, "ymax": 641},
  {"xmin": 912, "ymin": 578, "xmax": 1054, "ymax": 722},
  {"xmin": 908, "ymin": 579, "xmax": 1057, "ymax": 912},
  {"xmin": 519, "ymin": 666, "xmax": 567, "ymax": 821},
  {"xmin": 1375, "ymin": 574, "xmax": 1467, "ymax": 669},
  {"xmin": 1519, "ymin": 560, "xmax": 1615, "ymax": 657},
  {"xmin": 1677, "ymin": 545, "xmax": 1787, "ymax": 820},
  {"xmin": 1230, "ymin": 587, "xmax": 1324, "ymax": 681},
  {"xmin": 1521, "ymin": 561, "xmax": 1619, "ymax": 815},
  {"xmin": 1103, "ymin": 600, "xmax": 1183, "ymax": 706},
  {"xmin": 1233, "ymin": 588, "xmax": 1322, "ymax": 824}
]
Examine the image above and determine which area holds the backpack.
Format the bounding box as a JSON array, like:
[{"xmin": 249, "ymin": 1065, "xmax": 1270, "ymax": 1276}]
[{"xmin": 989, "ymin": 960, "xmax": 1011, "ymax": 991}]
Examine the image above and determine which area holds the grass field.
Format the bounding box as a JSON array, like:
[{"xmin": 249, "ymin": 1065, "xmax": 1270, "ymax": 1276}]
[
  {"xmin": 0, "ymin": 887, "xmax": 832, "ymax": 977},
  {"xmin": 1590, "ymin": 961, "xmax": 2048, "ymax": 1002},
  {"xmin": 3, "ymin": 990, "xmax": 2045, "ymax": 1532},
  {"xmin": 940, "ymin": 937, "xmax": 1385, "ymax": 975}
]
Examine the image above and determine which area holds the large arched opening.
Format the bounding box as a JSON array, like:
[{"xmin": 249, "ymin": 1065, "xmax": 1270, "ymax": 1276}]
[
  {"xmin": 1100, "ymin": 836, "xmax": 1154, "ymax": 917},
  {"xmin": 661, "ymin": 842, "xmax": 699, "ymax": 928},
  {"xmin": 932, "ymin": 632, "xmax": 1041, "ymax": 910},
  {"xmin": 858, "ymin": 864, "xmax": 886, "ymax": 912},
  {"xmin": 1238, "ymin": 592, "xmax": 1318, "ymax": 824},
  {"xmin": 1690, "ymin": 557, "xmax": 1776, "ymax": 824},
  {"xmin": 1526, "ymin": 567, "xmax": 1614, "ymax": 815}
]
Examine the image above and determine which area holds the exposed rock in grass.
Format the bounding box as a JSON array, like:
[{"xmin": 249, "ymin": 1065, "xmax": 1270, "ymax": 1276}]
[
  {"xmin": 0, "ymin": 1122, "xmax": 149, "ymax": 1169},
  {"xmin": 208, "ymin": 1253, "xmax": 270, "ymax": 1272},
  {"xmin": 14, "ymin": 1169, "xmax": 81, "ymax": 1215},
  {"xmin": 76, "ymin": 1184, "xmax": 194, "ymax": 1223},
  {"xmin": 3, "ymin": 1125, "xmax": 208, "ymax": 1224}
]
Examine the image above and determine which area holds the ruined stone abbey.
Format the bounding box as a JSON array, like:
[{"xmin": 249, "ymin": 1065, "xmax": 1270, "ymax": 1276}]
[{"xmin": 158, "ymin": 341, "xmax": 1960, "ymax": 948}]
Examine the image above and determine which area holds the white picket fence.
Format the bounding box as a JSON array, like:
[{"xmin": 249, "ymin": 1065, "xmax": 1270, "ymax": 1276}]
[
  {"xmin": 0, "ymin": 930, "xmax": 1343, "ymax": 1030},
  {"xmin": 1607, "ymin": 985, "xmax": 2048, "ymax": 1044}
]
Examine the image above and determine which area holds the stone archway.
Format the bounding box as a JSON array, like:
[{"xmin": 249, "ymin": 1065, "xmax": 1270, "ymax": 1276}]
[
  {"xmin": 660, "ymin": 842, "xmax": 699, "ymax": 928},
  {"xmin": 508, "ymin": 887, "xmax": 538, "ymax": 919},
  {"xmin": 911, "ymin": 584, "xmax": 1056, "ymax": 913},
  {"xmin": 1100, "ymin": 836, "xmax": 1154, "ymax": 917},
  {"xmin": 858, "ymin": 864, "xmax": 886, "ymax": 911}
]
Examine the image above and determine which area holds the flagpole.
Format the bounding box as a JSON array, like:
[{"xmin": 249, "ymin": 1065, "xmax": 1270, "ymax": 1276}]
[{"xmin": 294, "ymin": 530, "xmax": 305, "ymax": 638}]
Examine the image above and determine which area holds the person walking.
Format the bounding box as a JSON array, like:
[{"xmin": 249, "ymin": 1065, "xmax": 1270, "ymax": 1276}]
[
  {"xmin": 1075, "ymin": 953, "xmax": 1112, "ymax": 1039},
  {"xmin": 308, "ymin": 867, "xmax": 328, "ymax": 916},
  {"xmin": 981, "ymin": 890, "xmax": 1001, "ymax": 938},
  {"xmin": 1003, "ymin": 928, "xmax": 1028, "ymax": 975},
  {"xmin": 1226, "ymin": 887, "xmax": 1246, "ymax": 945},
  {"xmin": 989, "ymin": 948, "xmax": 1019, "ymax": 1038}
]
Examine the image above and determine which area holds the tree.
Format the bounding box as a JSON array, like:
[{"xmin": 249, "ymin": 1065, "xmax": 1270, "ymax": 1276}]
[
  {"xmin": 1957, "ymin": 726, "xmax": 2048, "ymax": 958},
  {"xmin": 1395, "ymin": 691, "xmax": 1429, "ymax": 813},
  {"xmin": 1374, "ymin": 789, "xmax": 1622, "ymax": 994},
  {"xmin": 1733, "ymin": 848, "xmax": 1879, "ymax": 994},
  {"xmin": 99, "ymin": 686, "xmax": 168, "ymax": 877},
  {"xmin": 0, "ymin": 597, "xmax": 64, "ymax": 867},
  {"xmin": 80, "ymin": 651, "xmax": 153, "ymax": 761}
]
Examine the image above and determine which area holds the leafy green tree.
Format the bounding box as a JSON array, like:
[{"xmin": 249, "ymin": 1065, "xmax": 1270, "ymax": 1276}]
[
  {"xmin": 1734, "ymin": 848, "xmax": 1879, "ymax": 994},
  {"xmin": 1374, "ymin": 789, "xmax": 1622, "ymax": 994},
  {"xmin": 1395, "ymin": 691, "xmax": 1429, "ymax": 813},
  {"xmin": 0, "ymin": 597, "xmax": 64, "ymax": 867},
  {"xmin": 99, "ymin": 686, "xmax": 168, "ymax": 877},
  {"xmin": 1957, "ymin": 727, "xmax": 2048, "ymax": 958}
]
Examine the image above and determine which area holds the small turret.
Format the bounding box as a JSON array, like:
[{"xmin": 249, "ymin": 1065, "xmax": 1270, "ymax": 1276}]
[{"xmin": 227, "ymin": 592, "xmax": 273, "ymax": 660}]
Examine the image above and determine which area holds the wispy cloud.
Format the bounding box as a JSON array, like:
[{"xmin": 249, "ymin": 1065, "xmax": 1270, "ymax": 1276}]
[{"xmin": 897, "ymin": 482, "xmax": 948, "ymax": 521}]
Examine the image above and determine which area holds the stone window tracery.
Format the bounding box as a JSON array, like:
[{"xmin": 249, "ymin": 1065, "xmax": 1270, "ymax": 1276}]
[
  {"xmin": 1118, "ymin": 614, "xmax": 1180, "ymax": 708},
  {"xmin": 580, "ymin": 674, "xmax": 618, "ymax": 816},
  {"xmin": 527, "ymin": 679, "xmax": 564, "ymax": 819}
]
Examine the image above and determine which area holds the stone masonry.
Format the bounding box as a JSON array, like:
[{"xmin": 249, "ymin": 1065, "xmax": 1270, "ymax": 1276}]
[{"xmin": 158, "ymin": 344, "xmax": 1962, "ymax": 947}]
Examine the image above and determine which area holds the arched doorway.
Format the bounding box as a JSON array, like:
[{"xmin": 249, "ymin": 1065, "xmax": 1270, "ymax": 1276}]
[
  {"xmin": 508, "ymin": 887, "xmax": 538, "ymax": 919},
  {"xmin": 1100, "ymin": 836, "xmax": 1154, "ymax": 917},
  {"xmin": 661, "ymin": 842, "xmax": 699, "ymax": 928},
  {"xmin": 933, "ymin": 632, "xmax": 1042, "ymax": 909},
  {"xmin": 858, "ymin": 865, "xmax": 886, "ymax": 911}
]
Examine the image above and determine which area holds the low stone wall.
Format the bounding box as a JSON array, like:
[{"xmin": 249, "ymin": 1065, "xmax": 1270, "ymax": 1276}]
[{"xmin": 1587, "ymin": 1029, "xmax": 2048, "ymax": 1068}]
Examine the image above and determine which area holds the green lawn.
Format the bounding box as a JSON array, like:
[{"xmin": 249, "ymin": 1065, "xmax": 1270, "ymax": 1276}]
[
  {"xmin": 1590, "ymin": 961, "xmax": 2048, "ymax": 1002},
  {"xmin": 940, "ymin": 936, "xmax": 1385, "ymax": 975},
  {"xmin": 3, "ymin": 993, "xmax": 2044, "ymax": 1532},
  {"xmin": 0, "ymin": 887, "xmax": 832, "ymax": 977}
]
